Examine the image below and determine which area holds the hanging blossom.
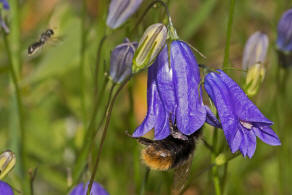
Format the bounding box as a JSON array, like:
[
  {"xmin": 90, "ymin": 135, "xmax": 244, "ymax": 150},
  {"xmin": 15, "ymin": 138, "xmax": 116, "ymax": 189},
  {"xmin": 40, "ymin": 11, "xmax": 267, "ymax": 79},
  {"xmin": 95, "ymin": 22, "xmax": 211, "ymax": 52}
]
[
  {"xmin": 276, "ymin": 8, "xmax": 292, "ymax": 68},
  {"xmin": 69, "ymin": 181, "xmax": 109, "ymax": 195},
  {"xmin": 0, "ymin": 181, "xmax": 14, "ymax": 195},
  {"xmin": 132, "ymin": 40, "xmax": 219, "ymax": 140},
  {"xmin": 204, "ymin": 70, "xmax": 281, "ymax": 158},
  {"xmin": 0, "ymin": 0, "xmax": 9, "ymax": 10},
  {"xmin": 109, "ymin": 38, "xmax": 137, "ymax": 84},
  {"xmin": 106, "ymin": 0, "xmax": 143, "ymax": 29}
]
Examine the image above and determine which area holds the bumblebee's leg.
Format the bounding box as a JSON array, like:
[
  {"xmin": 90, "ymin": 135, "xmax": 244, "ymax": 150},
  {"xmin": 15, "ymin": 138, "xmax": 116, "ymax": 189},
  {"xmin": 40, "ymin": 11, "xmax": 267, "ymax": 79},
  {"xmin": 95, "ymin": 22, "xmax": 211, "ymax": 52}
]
[
  {"xmin": 168, "ymin": 116, "xmax": 188, "ymax": 141},
  {"xmin": 124, "ymin": 131, "xmax": 154, "ymax": 145}
]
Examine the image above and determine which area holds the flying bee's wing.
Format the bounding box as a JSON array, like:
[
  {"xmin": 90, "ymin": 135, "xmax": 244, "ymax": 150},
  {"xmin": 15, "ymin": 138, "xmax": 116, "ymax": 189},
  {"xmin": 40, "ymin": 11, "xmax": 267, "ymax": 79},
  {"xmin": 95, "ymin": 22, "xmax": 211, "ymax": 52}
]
[{"xmin": 171, "ymin": 152, "xmax": 194, "ymax": 195}]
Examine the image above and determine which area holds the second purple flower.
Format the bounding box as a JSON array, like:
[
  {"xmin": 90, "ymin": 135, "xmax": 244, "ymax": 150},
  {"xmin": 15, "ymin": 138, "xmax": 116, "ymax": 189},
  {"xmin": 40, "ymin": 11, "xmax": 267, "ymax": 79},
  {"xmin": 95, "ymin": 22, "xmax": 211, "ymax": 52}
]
[{"xmin": 133, "ymin": 41, "xmax": 208, "ymax": 140}]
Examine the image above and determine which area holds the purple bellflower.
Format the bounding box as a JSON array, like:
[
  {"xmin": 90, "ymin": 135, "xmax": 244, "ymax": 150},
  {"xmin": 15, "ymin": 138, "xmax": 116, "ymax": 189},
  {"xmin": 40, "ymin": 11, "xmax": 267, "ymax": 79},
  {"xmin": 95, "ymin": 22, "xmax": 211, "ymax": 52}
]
[
  {"xmin": 0, "ymin": 181, "xmax": 14, "ymax": 195},
  {"xmin": 277, "ymin": 8, "xmax": 292, "ymax": 67},
  {"xmin": 109, "ymin": 38, "xmax": 137, "ymax": 83},
  {"xmin": 0, "ymin": 0, "xmax": 9, "ymax": 10},
  {"xmin": 204, "ymin": 70, "xmax": 281, "ymax": 158},
  {"xmin": 133, "ymin": 40, "xmax": 219, "ymax": 140},
  {"xmin": 106, "ymin": 0, "xmax": 143, "ymax": 29},
  {"xmin": 69, "ymin": 181, "xmax": 109, "ymax": 195}
]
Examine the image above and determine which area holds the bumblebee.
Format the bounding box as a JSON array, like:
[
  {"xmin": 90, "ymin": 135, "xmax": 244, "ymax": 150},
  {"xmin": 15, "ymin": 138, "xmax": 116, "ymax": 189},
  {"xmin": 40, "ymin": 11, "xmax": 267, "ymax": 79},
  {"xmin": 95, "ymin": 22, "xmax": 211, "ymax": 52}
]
[
  {"xmin": 28, "ymin": 29, "xmax": 54, "ymax": 55},
  {"xmin": 128, "ymin": 118, "xmax": 201, "ymax": 192}
]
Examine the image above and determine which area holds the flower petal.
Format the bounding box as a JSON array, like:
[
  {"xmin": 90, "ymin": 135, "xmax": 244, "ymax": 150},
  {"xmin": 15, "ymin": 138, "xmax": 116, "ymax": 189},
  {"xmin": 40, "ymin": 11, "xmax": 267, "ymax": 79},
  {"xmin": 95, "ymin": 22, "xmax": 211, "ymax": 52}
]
[
  {"xmin": 230, "ymin": 127, "xmax": 242, "ymax": 153},
  {"xmin": 204, "ymin": 72, "xmax": 238, "ymax": 143},
  {"xmin": 253, "ymin": 126, "xmax": 281, "ymax": 146},
  {"xmin": 216, "ymin": 70, "xmax": 272, "ymax": 125},
  {"xmin": 132, "ymin": 63, "xmax": 163, "ymax": 137},
  {"xmin": 0, "ymin": 181, "xmax": 14, "ymax": 195},
  {"xmin": 156, "ymin": 45, "xmax": 176, "ymax": 114},
  {"xmin": 171, "ymin": 41, "xmax": 206, "ymax": 135},
  {"xmin": 204, "ymin": 106, "xmax": 221, "ymax": 128}
]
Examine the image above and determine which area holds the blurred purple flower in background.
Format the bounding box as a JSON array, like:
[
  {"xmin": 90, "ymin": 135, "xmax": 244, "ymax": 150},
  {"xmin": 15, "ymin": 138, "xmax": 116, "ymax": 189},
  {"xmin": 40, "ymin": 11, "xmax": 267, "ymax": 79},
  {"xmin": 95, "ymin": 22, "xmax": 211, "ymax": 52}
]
[
  {"xmin": 242, "ymin": 31, "xmax": 269, "ymax": 70},
  {"xmin": 0, "ymin": 0, "xmax": 9, "ymax": 10},
  {"xmin": 0, "ymin": 181, "xmax": 14, "ymax": 195},
  {"xmin": 133, "ymin": 41, "xmax": 219, "ymax": 140},
  {"xmin": 106, "ymin": 0, "xmax": 143, "ymax": 29},
  {"xmin": 204, "ymin": 70, "xmax": 281, "ymax": 158},
  {"xmin": 69, "ymin": 182, "xmax": 109, "ymax": 195},
  {"xmin": 109, "ymin": 38, "xmax": 137, "ymax": 83},
  {"xmin": 277, "ymin": 8, "xmax": 292, "ymax": 67}
]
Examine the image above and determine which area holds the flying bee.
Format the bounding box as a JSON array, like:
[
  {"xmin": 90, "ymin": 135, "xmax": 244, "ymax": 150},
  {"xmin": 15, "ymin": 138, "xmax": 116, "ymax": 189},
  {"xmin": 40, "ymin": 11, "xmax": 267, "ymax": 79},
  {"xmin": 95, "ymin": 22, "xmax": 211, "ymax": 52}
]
[
  {"xmin": 127, "ymin": 117, "xmax": 202, "ymax": 192},
  {"xmin": 28, "ymin": 29, "xmax": 55, "ymax": 56}
]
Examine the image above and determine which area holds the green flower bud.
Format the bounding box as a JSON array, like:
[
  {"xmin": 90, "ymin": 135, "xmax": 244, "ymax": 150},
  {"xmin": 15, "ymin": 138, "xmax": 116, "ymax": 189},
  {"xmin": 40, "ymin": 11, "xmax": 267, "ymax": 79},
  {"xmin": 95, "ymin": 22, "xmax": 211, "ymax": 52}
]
[
  {"xmin": 244, "ymin": 63, "xmax": 265, "ymax": 97},
  {"xmin": 215, "ymin": 153, "xmax": 226, "ymax": 166},
  {"xmin": 0, "ymin": 150, "xmax": 16, "ymax": 179},
  {"xmin": 132, "ymin": 23, "xmax": 167, "ymax": 73}
]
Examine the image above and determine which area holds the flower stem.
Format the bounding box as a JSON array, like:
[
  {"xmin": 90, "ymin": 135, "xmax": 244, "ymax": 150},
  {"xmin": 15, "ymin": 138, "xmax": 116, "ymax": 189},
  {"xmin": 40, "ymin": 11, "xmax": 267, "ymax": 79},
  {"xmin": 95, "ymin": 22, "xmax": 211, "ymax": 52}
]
[
  {"xmin": 223, "ymin": 0, "xmax": 236, "ymax": 69},
  {"xmin": 140, "ymin": 168, "xmax": 150, "ymax": 195},
  {"xmin": 71, "ymin": 79, "xmax": 109, "ymax": 186},
  {"xmin": 211, "ymin": 129, "xmax": 221, "ymax": 195},
  {"xmin": 3, "ymin": 32, "xmax": 29, "ymax": 194},
  {"xmin": 86, "ymin": 78, "xmax": 130, "ymax": 195},
  {"xmin": 80, "ymin": 0, "xmax": 88, "ymax": 126}
]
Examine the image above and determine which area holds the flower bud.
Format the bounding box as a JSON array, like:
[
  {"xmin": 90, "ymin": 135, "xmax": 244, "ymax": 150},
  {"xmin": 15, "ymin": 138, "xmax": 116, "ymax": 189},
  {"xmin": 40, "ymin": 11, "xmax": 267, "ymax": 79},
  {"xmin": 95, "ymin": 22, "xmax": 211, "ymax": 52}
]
[
  {"xmin": 242, "ymin": 31, "xmax": 269, "ymax": 70},
  {"xmin": 106, "ymin": 0, "xmax": 143, "ymax": 29},
  {"xmin": 244, "ymin": 63, "xmax": 265, "ymax": 97},
  {"xmin": 215, "ymin": 153, "xmax": 226, "ymax": 166},
  {"xmin": 132, "ymin": 23, "xmax": 167, "ymax": 73},
  {"xmin": 277, "ymin": 8, "xmax": 292, "ymax": 68},
  {"xmin": 0, "ymin": 150, "xmax": 16, "ymax": 179},
  {"xmin": 109, "ymin": 38, "xmax": 137, "ymax": 83}
]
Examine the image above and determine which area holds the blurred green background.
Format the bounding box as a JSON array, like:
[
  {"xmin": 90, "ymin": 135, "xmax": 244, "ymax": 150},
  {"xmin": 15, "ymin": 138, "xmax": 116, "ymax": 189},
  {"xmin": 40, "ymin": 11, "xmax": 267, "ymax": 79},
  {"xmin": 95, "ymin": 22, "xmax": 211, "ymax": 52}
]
[{"xmin": 0, "ymin": 0, "xmax": 292, "ymax": 194}]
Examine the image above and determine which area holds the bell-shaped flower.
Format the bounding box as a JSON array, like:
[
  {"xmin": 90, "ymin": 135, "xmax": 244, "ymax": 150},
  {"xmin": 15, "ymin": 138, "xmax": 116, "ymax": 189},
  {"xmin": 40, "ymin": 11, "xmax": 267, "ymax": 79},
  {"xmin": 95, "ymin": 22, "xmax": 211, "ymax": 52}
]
[
  {"xmin": 69, "ymin": 181, "xmax": 109, "ymax": 195},
  {"xmin": 277, "ymin": 8, "xmax": 292, "ymax": 67},
  {"xmin": 109, "ymin": 38, "xmax": 137, "ymax": 83},
  {"xmin": 0, "ymin": 181, "xmax": 14, "ymax": 195},
  {"xmin": 0, "ymin": 0, "xmax": 9, "ymax": 10},
  {"xmin": 132, "ymin": 23, "xmax": 167, "ymax": 73},
  {"xmin": 106, "ymin": 0, "xmax": 143, "ymax": 29},
  {"xmin": 0, "ymin": 150, "xmax": 16, "ymax": 179},
  {"xmin": 242, "ymin": 31, "xmax": 269, "ymax": 70},
  {"xmin": 133, "ymin": 40, "xmax": 219, "ymax": 140},
  {"xmin": 204, "ymin": 70, "xmax": 281, "ymax": 158}
]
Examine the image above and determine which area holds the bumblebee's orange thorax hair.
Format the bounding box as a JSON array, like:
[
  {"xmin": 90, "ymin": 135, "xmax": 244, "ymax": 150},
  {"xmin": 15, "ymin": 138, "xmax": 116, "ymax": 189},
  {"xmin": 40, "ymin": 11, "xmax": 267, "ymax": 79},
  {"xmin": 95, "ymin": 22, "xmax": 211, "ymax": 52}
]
[{"xmin": 141, "ymin": 145, "xmax": 172, "ymax": 171}]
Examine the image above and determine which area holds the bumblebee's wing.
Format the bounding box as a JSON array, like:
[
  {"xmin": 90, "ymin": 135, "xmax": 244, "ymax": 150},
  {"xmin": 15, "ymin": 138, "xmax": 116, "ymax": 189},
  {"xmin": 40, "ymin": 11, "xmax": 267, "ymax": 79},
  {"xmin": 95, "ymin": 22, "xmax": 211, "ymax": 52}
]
[{"xmin": 172, "ymin": 153, "xmax": 194, "ymax": 194}]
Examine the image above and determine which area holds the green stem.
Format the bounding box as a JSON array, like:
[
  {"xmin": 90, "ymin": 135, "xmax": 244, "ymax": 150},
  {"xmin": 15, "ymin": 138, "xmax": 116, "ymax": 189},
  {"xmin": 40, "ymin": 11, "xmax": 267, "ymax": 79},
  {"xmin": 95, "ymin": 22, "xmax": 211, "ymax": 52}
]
[
  {"xmin": 3, "ymin": 33, "xmax": 28, "ymax": 193},
  {"xmin": 80, "ymin": 0, "xmax": 88, "ymax": 125},
  {"xmin": 223, "ymin": 0, "xmax": 236, "ymax": 69},
  {"xmin": 140, "ymin": 168, "xmax": 150, "ymax": 195},
  {"xmin": 94, "ymin": 35, "xmax": 107, "ymax": 99},
  {"xmin": 211, "ymin": 129, "xmax": 221, "ymax": 195},
  {"xmin": 86, "ymin": 78, "xmax": 130, "ymax": 195},
  {"xmin": 71, "ymin": 79, "xmax": 109, "ymax": 186}
]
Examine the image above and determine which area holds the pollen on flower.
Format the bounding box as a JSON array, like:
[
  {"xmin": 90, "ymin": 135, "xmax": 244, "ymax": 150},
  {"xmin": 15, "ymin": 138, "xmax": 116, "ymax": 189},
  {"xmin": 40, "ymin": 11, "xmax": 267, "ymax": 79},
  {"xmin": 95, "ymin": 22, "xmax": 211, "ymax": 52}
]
[{"xmin": 240, "ymin": 120, "xmax": 253, "ymax": 130}]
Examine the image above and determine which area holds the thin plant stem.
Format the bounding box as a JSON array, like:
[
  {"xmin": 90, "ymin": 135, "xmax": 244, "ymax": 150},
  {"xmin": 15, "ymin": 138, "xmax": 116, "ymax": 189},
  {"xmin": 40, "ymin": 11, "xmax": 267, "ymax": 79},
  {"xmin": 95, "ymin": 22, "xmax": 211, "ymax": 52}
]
[
  {"xmin": 140, "ymin": 168, "xmax": 150, "ymax": 195},
  {"xmin": 132, "ymin": 0, "xmax": 172, "ymax": 33},
  {"xmin": 211, "ymin": 129, "xmax": 221, "ymax": 195},
  {"xmin": 94, "ymin": 35, "xmax": 107, "ymax": 98},
  {"xmin": 71, "ymin": 79, "xmax": 109, "ymax": 186},
  {"xmin": 86, "ymin": 77, "xmax": 130, "ymax": 195},
  {"xmin": 223, "ymin": 0, "xmax": 236, "ymax": 69},
  {"xmin": 3, "ymin": 33, "xmax": 29, "ymax": 193},
  {"xmin": 80, "ymin": 0, "xmax": 88, "ymax": 125},
  {"xmin": 221, "ymin": 163, "xmax": 228, "ymax": 195}
]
